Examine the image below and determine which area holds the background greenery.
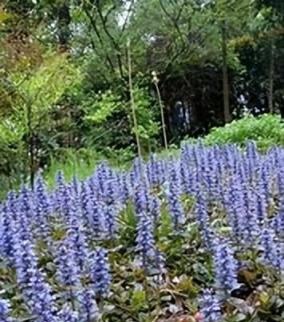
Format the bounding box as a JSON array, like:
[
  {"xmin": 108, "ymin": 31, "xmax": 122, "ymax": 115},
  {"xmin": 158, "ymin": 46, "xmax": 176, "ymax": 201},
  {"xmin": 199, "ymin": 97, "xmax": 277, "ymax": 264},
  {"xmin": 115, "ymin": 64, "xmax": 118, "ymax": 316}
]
[{"xmin": 0, "ymin": 0, "xmax": 284, "ymax": 195}]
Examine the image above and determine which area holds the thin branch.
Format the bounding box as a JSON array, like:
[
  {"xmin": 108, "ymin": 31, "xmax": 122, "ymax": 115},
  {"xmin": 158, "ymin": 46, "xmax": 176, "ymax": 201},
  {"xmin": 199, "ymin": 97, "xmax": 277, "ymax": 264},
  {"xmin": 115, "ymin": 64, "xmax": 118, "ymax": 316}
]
[
  {"xmin": 87, "ymin": 35, "xmax": 113, "ymax": 83},
  {"xmin": 100, "ymin": 2, "xmax": 116, "ymax": 24},
  {"xmin": 120, "ymin": 0, "xmax": 135, "ymax": 34},
  {"xmin": 82, "ymin": 3, "xmax": 116, "ymax": 73},
  {"xmin": 159, "ymin": 0, "xmax": 186, "ymax": 47},
  {"xmin": 175, "ymin": 0, "xmax": 186, "ymax": 21},
  {"xmin": 95, "ymin": 0, "xmax": 124, "ymax": 78}
]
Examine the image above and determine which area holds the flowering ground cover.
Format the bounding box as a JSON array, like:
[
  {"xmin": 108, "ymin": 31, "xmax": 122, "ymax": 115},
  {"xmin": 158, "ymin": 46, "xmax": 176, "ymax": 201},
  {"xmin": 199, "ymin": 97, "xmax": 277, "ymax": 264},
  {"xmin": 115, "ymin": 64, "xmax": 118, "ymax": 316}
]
[{"xmin": 0, "ymin": 142, "xmax": 283, "ymax": 322}]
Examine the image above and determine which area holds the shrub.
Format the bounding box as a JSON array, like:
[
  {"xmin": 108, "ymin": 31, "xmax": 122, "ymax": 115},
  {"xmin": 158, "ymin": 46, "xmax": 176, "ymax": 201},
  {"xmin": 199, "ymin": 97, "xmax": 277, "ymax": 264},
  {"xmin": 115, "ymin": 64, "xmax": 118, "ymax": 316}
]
[{"xmin": 201, "ymin": 114, "xmax": 284, "ymax": 150}]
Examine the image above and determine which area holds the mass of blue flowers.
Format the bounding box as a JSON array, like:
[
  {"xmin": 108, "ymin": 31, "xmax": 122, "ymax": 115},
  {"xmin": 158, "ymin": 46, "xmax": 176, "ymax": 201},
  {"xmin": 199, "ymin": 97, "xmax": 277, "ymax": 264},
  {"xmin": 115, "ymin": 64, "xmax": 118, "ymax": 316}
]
[{"xmin": 0, "ymin": 142, "xmax": 283, "ymax": 321}]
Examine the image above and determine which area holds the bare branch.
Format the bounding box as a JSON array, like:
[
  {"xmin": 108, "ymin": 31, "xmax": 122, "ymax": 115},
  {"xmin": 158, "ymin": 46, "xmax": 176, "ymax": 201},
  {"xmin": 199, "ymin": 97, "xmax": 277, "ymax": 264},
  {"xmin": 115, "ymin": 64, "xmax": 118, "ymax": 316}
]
[
  {"xmin": 159, "ymin": 0, "xmax": 186, "ymax": 47},
  {"xmin": 95, "ymin": 0, "xmax": 124, "ymax": 78},
  {"xmin": 82, "ymin": 2, "xmax": 116, "ymax": 73},
  {"xmin": 120, "ymin": 0, "xmax": 135, "ymax": 34}
]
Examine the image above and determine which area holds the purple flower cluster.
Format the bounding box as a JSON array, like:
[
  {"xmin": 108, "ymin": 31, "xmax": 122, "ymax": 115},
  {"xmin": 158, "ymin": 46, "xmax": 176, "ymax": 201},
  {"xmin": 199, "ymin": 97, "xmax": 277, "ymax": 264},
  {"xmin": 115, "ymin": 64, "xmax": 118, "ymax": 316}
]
[
  {"xmin": 1, "ymin": 142, "xmax": 284, "ymax": 321},
  {"xmin": 0, "ymin": 298, "xmax": 13, "ymax": 322},
  {"xmin": 260, "ymin": 228, "xmax": 278, "ymax": 269},
  {"xmin": 167, "ymin": 160, "xmax": 186, "ymax": 229},
  {"xmin": 199, "ymin": 289, "xmax": 222, "ymax": 322},
  {"xmin": 90, "ymin": 247, "xmax": 111, "ymax": 298},
  {"xmin": 15, "ymin": 239, "xmax": 57, "ymax": 322},
  {"xmin": 58, "ymin": 304, "xmax": 79, "ymax": 322},
  {"xmin": 135, "ymin": 212, "xmax": 156, "ymax": 267},
  {"xmin": 77, "ymin": 287, "xmax": 98, "ymax": 322},
  {"xmin": 213, "ymin": 238, "xmax": 238, "ymax": 295}
]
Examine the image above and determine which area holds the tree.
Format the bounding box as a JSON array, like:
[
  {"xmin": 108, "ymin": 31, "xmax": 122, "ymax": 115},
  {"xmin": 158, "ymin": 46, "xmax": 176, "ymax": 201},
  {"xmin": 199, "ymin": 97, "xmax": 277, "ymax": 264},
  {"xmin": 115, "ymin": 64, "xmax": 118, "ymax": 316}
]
[{"xmin": 0, "ymin": 50, "xmax": 80, "ymax": 186}]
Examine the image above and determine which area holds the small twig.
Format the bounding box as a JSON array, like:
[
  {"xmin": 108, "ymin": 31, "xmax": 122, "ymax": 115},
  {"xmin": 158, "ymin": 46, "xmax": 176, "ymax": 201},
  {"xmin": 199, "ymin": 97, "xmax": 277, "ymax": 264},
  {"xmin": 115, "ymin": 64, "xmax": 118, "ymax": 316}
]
[{"xmin": 159, "ymin": 287, "xmax": 188, "ymax": 298}]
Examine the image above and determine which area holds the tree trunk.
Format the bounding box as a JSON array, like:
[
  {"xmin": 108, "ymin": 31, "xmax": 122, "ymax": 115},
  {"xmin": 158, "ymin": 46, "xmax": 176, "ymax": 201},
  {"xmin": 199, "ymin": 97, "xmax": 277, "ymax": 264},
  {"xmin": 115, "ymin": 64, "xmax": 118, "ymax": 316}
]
[
  {"xmin": 268, "ymin": 38, "xmax": 275, "ymax": 113},
  {"xmin": 221, "ymin": 22, "xmax": 231, "ymax": 123}
]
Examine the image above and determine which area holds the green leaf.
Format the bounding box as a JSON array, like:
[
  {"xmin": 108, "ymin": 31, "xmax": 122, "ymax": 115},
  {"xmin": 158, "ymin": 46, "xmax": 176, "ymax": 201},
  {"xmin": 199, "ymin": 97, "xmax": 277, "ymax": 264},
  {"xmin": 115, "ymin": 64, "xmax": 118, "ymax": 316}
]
[{"xmin": 131, "ymin": 288, "xmax": 147, "ymax": 311}]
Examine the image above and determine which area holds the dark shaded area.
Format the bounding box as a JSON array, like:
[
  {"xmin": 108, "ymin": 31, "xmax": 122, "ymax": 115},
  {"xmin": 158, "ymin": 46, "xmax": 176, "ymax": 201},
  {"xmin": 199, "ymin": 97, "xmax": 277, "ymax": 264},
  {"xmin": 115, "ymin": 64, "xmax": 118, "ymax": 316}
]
[
  {"xmin": 160, "ymin": 65, "xmax": 224, "ymax": 142},
  {"xmin": 158, "ymin": 37, "xmax": 284, "ymax": 143}
]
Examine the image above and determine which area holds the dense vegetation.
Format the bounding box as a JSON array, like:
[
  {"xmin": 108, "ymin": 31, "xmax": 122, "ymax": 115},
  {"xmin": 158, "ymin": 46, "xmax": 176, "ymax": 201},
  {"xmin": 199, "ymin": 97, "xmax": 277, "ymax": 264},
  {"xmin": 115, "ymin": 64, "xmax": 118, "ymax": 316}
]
[
  {"xmin": 0, "ymin": 142, "xmax": 283, "ymax": 321},
  {"xmin": 43, "ymin": 114, "xmax": 284, "ymax": 194},
  {"xmin": 191, "ymin": 114, "xmax": 284, "ymax": 150},
  {"xmin": 0, "ymin": 0, "xmax": 284, "ymax": 190},
  {"xmin": 0, "ymin": 2, "xmax": 284, "ymax": 321}
]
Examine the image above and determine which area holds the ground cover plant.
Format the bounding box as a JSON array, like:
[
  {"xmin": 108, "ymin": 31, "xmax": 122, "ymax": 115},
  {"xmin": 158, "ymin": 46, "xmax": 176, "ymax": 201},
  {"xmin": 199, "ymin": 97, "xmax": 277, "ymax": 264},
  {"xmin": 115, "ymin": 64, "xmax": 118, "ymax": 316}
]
[{"xmin": 0, "ymin": 142, "xmax": 283, "ymax": 322}]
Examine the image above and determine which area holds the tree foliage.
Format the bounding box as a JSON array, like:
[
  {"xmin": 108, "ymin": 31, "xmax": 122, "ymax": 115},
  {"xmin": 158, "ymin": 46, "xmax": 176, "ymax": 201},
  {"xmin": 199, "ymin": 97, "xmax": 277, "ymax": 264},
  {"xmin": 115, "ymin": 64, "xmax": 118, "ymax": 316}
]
[{"xmin": 0, "ymin": 0, "xmax": 283, "ymax": 189}]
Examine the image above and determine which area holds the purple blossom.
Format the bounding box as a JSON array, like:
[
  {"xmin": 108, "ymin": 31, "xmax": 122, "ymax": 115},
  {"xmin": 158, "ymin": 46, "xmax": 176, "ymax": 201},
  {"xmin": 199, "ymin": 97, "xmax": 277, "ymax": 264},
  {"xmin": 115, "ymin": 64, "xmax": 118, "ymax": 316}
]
[
  {"xmin": 0, "ymin": 298, "xmax": 13, "ymax": 322},
  {"xmin": 55, "ymin": 173, "xmax": 78, "ymax": 225},
  {"xmin": 213, "ymin": 239, "xmax": 238, "ymax": 294},
  {"xmin": 147, "ymin": 154, "xmax": 167, "ymax": 187},
  {"xmin": 167, "ymin": 160, "xmax": 185, "ymax": 229},
  {"xmin": 14, "ymin": 239, "xmax": 57, "ymax": 322},
  {"xmin": 94, "ymin": 161, "xmax": 109, "ymax": 197},
  {"xmin": 156, "ymin": 159, "xmax": 167, "ymax": 185},
  {"xmin": 132, "ymin": 157, "xmax": 144, "ymax": 182},
  {"xmin": 199, "ymin": 289, "xmax": 223, "ymax": 322},
  {"xmin": 147, "ymin": 154, "xmax": 160, "ymax": 187},
  {"xmin": 67, "ymin": 217, "xmax": 89, "ymax": 273},
  {"xmin": 195, "ymin": 189, "xmax": 213, "ymax": 249},
  {"xmin": 275, "ymin": 240, "xmax": 284, "ymax": 274},
  {"xmin": 150, "ymin": 195, "xmax": 160, "ymax": 223},
  {"xmin": 274, "ymin": 203, "xmax": 284, "ymax": 238},
  {"xmin": 133, "ymin": 180, "xmax": 151, "ymax": 215},
  {"xmin": 135, "ymin": 212, "xmax": 164, "ymax": 274},
  {"xmin": 224, "ymin": 176, "xmax": 246, "ymax": 241},
  {"xmin": 14, "ymin": 238, "xmax": 36, "ymax": 286},
  {"xmin": 180, "ymin": 147, "xmax": 196, "ymax": 195},
  {"xmin": 260, "ymin": 228, "xmax": 278, "ymax": 269},
  {"xmin": 5, "ymin": 191, "xmax": 18, "ymax": 220},
  {"xmin": 90, "ymin": 247, "xmax": 111, "ymax": 298},
  {"xmin": 77, "ymin": 288, "xmax": 98, "ymax": 322},
  {"xmin": 103, "ymin": 203, "xmax": 119, "ymax": 239},
  {"xmin": 18, "ymin": 185, "xmax": 34, "ymax": 222},
  {"xmin": 34, "ymin": 175, "xmax": 51, "ymax": 240},
  {"xmin": 167, "ymin": 190, "xmax": 185, "ymax": 230},
  {"xmin": 54, "ymin": 236, "xmax": 81, "ymax": 290},
  {"xmin": 80, "ymin": 180, "xmax": 90, "ymax": 209},
  {"xmin": 103, "ymin": 167, "xmax": 119, "ymax": 204},
  {"xmin": 27, "ymin": 268, "xmax": 58, "ymax": 322},
  {"xmin": 277, "ymin": 162, "xmax": 284, "ymax": 197},
  {"xmin": 0, "ymin": 206, "xmax": 15, "ymax": 263},
  {"xmin": 168, "ymin": 159, "xmax": 182, "ymax": 195},
  {"xmin": 135, "ymin": 213, "xmax": 155, "ymax": 266},
  {"xmin": 86, "ymin": 197, "xmax": 105, "ymax": 237},
  {"xmin": 80, "ymin": 181, "xmax": 93, "ymax": 231},
  {"xmin": 203, "ymin": 149, "xmax": 220, "ymax": 200},
  {"xmin": 256, "ymin": 182, "xmax": 267, "ymax": 226},
  {"xmin": 58, "ymin": 304, "xmax": 79, "ymax": 322},
  {"xmin": 246, "ymin": 141, "xmax": 259, "ymax": 179},
  {"xmin": 259, "ymin": 162, "xmax": 270, "ymax": 203},
  {"xmin": 119, "ymin": 172, "xmax": 131, "ymax": 202},
  {"xmin": 245, "ymin": 188, "xmax": 260, "ymax": 243}
]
